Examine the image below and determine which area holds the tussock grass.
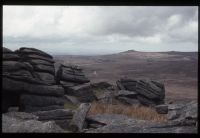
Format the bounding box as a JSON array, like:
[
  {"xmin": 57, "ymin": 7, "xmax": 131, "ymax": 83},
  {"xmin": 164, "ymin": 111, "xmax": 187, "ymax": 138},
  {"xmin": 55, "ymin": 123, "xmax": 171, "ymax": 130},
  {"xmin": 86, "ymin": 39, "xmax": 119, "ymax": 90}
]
[{"xmin": 88, "ymin": 102, "xmax": 167, "ymax": 123}]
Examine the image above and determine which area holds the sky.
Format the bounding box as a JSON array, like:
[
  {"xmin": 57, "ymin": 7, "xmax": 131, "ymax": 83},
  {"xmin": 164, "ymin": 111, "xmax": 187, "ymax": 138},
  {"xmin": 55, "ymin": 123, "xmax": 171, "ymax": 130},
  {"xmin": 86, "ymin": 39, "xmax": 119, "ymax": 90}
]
[{"xmin": 3, "ymin": 6, "xmax": 198, "ymax": 55}]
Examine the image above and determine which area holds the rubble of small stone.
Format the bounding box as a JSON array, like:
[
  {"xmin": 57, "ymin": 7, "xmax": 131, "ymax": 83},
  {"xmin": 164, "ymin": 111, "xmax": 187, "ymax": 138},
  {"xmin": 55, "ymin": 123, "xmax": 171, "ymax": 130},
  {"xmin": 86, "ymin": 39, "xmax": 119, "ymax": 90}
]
[{"xmin": 2, "ymin": 47, "xmax": 197, "ymax": 133}]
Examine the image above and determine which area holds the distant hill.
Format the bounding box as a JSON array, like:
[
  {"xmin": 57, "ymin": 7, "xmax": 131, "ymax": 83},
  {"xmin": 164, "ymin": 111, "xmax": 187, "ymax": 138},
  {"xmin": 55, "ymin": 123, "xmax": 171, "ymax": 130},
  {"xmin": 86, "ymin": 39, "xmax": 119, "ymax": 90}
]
[{"xmin": 121, "ymin": 50, "xmax": 138, "ymax": 53}]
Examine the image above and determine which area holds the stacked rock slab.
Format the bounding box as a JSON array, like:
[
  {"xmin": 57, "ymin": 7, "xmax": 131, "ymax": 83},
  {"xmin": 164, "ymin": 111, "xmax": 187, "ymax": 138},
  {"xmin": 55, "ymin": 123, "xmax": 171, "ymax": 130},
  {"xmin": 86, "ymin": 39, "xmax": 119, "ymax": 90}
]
[
  {"xmin": 56, "ymin": 64, "xmax": 96, "ymax": 102},
  {"xmin": 3, "ymin": 47, "xmax": 31, "ymax": 112},
  {"xmin": 56, "ymin": 64, "xmax": 90, "ymax": 87},
  {"xmin": 116, "ymin": 78, "xmax": 165, "ymax": 106},
  {"xmin": 2, "ymin": 47, "xmax": 65, "ymax": 113},
  {"xmin": 16, "ymin": 47, "xmax": 56, "ymax": 84}
]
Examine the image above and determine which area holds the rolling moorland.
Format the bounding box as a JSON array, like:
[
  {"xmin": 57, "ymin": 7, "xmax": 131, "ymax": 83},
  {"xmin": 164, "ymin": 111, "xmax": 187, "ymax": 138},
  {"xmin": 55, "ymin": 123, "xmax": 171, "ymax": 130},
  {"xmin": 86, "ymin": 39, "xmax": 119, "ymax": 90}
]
[{"xmin": 54, "ymin": 50, "xmax": 198, "ymax": 102}]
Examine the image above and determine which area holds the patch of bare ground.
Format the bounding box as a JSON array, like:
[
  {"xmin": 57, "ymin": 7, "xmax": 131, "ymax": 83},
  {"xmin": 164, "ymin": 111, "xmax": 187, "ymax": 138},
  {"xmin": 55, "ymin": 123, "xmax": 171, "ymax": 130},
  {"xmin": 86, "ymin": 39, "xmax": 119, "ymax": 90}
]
[{"xmin": 88, "ymin": 102, "xmax": 167, "ymax": 123}]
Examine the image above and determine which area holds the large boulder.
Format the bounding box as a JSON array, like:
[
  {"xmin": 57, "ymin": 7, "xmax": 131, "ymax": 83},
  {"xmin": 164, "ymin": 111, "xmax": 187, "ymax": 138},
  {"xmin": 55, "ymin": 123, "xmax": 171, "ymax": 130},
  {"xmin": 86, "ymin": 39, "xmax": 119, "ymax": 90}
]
[
  {"xmin": 116, "ymin": 79, "xmax": 165, "ymax": 106},
  {"xmin": 2, "ymin": 47, "xmax": 64, "ymax": 113}
]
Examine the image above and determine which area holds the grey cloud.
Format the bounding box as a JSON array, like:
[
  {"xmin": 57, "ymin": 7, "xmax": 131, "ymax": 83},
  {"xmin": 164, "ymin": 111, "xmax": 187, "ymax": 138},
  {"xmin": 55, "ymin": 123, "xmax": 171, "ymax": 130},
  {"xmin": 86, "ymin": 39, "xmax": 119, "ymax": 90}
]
[{"xmin": 3, "ymin": 6, "xmax": 198, "ymax": 54}]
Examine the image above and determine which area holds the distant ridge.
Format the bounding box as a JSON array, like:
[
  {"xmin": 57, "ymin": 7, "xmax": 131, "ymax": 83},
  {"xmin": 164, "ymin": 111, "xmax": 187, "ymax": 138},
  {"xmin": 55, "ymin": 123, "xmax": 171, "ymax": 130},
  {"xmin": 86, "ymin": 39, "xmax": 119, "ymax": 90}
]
[{"xmin": 121, "ymin": 50, "xmax": 138, "ymax": 53}]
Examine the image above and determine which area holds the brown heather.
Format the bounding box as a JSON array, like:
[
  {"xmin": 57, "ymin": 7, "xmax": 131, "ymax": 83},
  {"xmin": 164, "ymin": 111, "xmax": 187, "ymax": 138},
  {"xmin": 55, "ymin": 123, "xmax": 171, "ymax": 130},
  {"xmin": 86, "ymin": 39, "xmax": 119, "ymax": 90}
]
[{"xmin": 88, "ymin": 102, "xmax": 167, "ymax": 123}]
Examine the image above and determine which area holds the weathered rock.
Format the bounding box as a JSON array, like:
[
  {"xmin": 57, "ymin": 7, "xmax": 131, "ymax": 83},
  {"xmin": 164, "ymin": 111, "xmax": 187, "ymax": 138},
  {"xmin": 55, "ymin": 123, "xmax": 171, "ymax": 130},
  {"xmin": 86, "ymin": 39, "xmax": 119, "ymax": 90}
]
[
  {"xmin": 116, "ymin": 80, "xmax": 126, "ymax": 90},
  {"xmin": 117, "ymin": 97, "xmax": 140, "ymax": 105},
  {"xmin": 90, "ymin": 82, "xmax": 113, "ymax": 89},
  {"xmin": 60, "ymin": 81, "xmax": 80, "ymax": 87},
  {"xmin": 36, "ymin": 72, "xmax": 56, "ymax": 84},
  {"xmin": 32, "ymin": 109, "xmax": 75, "ymax": 129},
  {"xmin": 64, "ymin": 83, "xmax": 97, "ymax": 102},
  {"xmin": 115, "ymin": 90, "xmax": 137, "ymax": 98},
  {"xmin": 69, "ymin": 103, "xmax": 91, "ymax": 132},
  {"xmin": 3, "ymin": 53, "xmax": 20, "ymax": 61},
  {"xmin": 3, "ymin": 61, "xmax": 33, "ymax": 72},
  {"xmin": 137, "ymin": 95, "xmax": 157, "ymax": 106},
  {"xmin": 22, "ymin": 54, "xmax": 55, "ymax": 63},
  {"xmin": 95, "ymin": 90, "xmax": 113, "ymax": 104},
  {"xmin": 117, "ymin": 79, "xmax": 137, "ymax": 90},
  {"xmin": 3, "ymin": 77, "xmax": 64, "ymax": 96},
  {"xmin": 32, "ymin": 109, "xmax": 74, "ymax": 121},
  {"xmin": 64, "ymin": 95, "xmax": 81, "ymax": 105},
  {"xmin": 155, "ymin": 104, "xmax": 168, "ymax": 114},
  {"xmin": 20, "ymin": 105, "xmax": 64, "ymax": 112},
  {"xmin": 4, "ymin": 111, "xmax": 39, "ymax": 120},
  {"xmin": 2, "ymin": 114, "xmax": 64, "ymax": 133},
  {"xmin": 17, "ymin": 47, "xmax": 53, "ymax": 59},
  {"xmin": 33, "ymin": 64, "xmax": 55, "ymax": 75},
  {"xmin": 29, "ymin": 59, "xmax": 53, "ymax": 66},
  {"xmin": 116, "ymin": 79, "xmax": 165, "ymax": 106},
  {"xmin": 3, "ymin": 75, "xmax": 46, "ymax": 86},
  {"xmin": 167, "ymin": 101, "xmax": 197, "ymax": 126},
  {"xmin": 136, "ymin": 80, "xmax": 165, "ymax": 100},
  {"xmin": 20, "ymin": 94, "xmax": 65, "ymax": 107},
  {"xmin": 3, "ymin": 47, "xmax": 13, "ymax": 53},
  {"xmin": 3, "ymin": 69, "xmax": 33, "ymax": 78},
  {"xmin": 57, "ymin": 64, "xmax": 90, "ymax": 84}
]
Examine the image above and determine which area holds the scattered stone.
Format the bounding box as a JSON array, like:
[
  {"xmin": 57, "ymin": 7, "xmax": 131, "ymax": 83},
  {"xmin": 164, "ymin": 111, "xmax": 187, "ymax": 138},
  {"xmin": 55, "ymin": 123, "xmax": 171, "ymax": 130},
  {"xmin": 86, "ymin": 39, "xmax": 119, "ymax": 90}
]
[
  {"xmin": 69, "ymin": 103, "xmax": 91, "ymax": 132},
  {"xmin": 65, "ymin": 83, "xmax": 97, "ymax": 102}
]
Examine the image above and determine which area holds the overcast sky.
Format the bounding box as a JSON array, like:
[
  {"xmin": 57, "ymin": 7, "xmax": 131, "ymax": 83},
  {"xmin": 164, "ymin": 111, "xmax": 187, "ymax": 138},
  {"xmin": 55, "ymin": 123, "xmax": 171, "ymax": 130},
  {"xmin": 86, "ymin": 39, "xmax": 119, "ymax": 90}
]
[{"xmin": 3, "ymin": 6, "xmax": 198, "ymax": 55}]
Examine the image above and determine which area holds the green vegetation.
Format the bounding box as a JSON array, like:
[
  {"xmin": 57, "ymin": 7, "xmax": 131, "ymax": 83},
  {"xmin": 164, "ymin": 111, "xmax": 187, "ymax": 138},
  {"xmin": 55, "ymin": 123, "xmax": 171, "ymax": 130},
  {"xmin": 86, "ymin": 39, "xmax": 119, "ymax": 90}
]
[{"xmin": 64, "ymin": 102, "xmax": 79, "ymax": 110}]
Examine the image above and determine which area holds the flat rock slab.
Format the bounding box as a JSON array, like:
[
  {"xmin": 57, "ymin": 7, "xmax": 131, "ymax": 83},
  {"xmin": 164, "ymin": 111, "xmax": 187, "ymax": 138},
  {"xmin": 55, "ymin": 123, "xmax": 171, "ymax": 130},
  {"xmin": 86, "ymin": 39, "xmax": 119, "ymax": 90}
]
[
  {"xmin": 29, "ymin": 59, "xmax": 54, "ymax": 66},
  {"xmin": 20, "ymin": 105, "xmax": 64, "ymax": 113},
  {"xmin": 18, "ymin": 47, "xmax": 53, "ymax": 59},
  {"xmin": 20, "ymin": 94, "xmax": 65, "ymax": 107},
  {"xmin": 32, "ymin": 109, "xmax": 74, "ymax": 121},
  {"xmin": 3, "ymin": 61, "xmax": 33, "ymax": 72},
  {"xmin": 2, "ymin": 114, "xmax": 64, "ymax": 133},
  {"xmin": 115, "ymin": 90, "xmax": 137, "ymax": 98},
  {"xmin": 3, "ymin": 77, "xmax": 64, "ymax": 96},
  {"xmin": 22, "ymin": 54, "xmax": 55, "ymax": 63},
  {"xmin": 3, "ymin": 53, "xmax": 20, "ymax": 61},
  {"xmin": 117, "ymin": 97, "xmax": 140, "ymax": 105},
  {"xmin": 33, "ymin": 64, "xmax": 55, "ymax": 75},
  {"xmin": 4, "ymin": 111, "xmax": 39, "ymax": 120}
]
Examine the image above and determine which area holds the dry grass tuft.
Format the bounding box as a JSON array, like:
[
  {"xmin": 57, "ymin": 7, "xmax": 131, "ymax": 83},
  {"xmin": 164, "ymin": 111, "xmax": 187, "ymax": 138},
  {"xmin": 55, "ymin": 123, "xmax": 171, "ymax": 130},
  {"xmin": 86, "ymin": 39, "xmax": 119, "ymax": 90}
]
[{"xmin": 88, "ymin": 102, "xmax": 167, "ymax": 123}]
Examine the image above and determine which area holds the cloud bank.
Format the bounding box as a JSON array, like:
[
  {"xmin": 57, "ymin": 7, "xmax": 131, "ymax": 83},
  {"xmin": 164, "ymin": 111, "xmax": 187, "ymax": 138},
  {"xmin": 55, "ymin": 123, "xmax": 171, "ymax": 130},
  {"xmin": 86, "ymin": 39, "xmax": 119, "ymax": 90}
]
[{"xmin": 3, "ymin": 6, "xmax": 198, "ymax": 55}]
